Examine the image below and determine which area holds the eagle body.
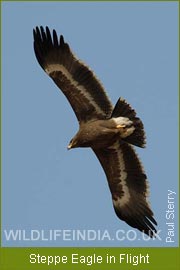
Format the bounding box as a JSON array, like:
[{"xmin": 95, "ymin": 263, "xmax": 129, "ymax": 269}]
[
  {"xmin": 68, "ymin": 117, "xmax": 134, "ymax": 149},
  {"xmin": 33, "ymin": 26, "xmax": 157, "ymax": 237}
]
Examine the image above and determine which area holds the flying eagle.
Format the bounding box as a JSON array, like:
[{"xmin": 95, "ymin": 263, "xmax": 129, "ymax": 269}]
[{"xmin": 33, "ymin": 26, "xmax": 157, "ymax": 237}]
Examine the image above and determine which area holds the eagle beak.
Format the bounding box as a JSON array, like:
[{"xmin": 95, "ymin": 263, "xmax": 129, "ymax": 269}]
[
  {"xmin": 67, "ymin": 139, "xmax": 78, "ymax": 150},
  {"xmin": 67, "ymin": 143, "xmax": 72, "ymax": 150}
]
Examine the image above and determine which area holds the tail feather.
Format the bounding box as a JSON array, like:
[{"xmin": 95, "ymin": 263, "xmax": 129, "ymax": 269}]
[
  {"xmin": 111, "ymin": 97, "xmax": 136, "ymax": 119},
  {"xmin": 111, "ymin": 98, "xmax": 146, "ymax": 148}
]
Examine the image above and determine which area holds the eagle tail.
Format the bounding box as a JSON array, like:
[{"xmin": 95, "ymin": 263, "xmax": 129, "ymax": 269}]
[{"xmin": 111, "ymin": 98, "xmax": 146, "ymax": 148}]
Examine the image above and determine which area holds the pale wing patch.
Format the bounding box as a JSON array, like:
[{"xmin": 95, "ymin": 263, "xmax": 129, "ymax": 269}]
[
  {"xmin": 109, "ymin": 143, "xmax": 131, "ymax": 207},
  {"xmin": 45, "ymin": 63, "xmax": 105, "ymax": 116},
  {"xmin": 130, "ymin": 145, "xmax": 150, "ymax": 199}
]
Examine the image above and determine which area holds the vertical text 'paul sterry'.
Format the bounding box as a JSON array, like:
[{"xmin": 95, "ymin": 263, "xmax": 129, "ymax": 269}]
[{"xmin": 166, "ymin": 190, "xmax": 176, "ymax": 243}]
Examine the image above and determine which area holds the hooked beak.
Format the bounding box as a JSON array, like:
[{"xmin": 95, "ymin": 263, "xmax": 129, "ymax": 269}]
[
  {"xmin": 67, "ymin": 142, "xmax": 73, "ymax": 150},
  {"xmin": 67, "ymin": 139, "xmax": 78, "ymax": 150}
]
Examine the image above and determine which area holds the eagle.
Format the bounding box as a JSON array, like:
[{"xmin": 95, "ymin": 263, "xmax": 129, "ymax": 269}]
[{"xmin": 33, "ymin": 26, "xmax": 157, "ymax": 237}]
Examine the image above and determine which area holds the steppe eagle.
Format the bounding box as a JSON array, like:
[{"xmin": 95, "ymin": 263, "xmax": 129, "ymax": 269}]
[{"xmin": 33, "ymin": 26, "xmax": 157, "ymax": 237}]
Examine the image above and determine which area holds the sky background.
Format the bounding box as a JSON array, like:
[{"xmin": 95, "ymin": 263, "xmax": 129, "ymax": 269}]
[{"xmin": 2, "ymin": 1, "xmax": 178, "ymax": 247}]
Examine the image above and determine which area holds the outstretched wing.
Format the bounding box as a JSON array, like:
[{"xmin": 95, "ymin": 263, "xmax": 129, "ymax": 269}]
[
  {"xmin": 93, "ymin": 142, "xmax": 157, "ymax": 237},
  {"xmin": 33, "ymin": 26, "xmax": 113, "ymax": 123}
]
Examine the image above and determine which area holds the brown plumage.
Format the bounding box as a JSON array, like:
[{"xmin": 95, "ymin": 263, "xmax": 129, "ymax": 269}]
[{"xmin": 33, "ymin": 26, "xmax": 157, "ymax": 237}]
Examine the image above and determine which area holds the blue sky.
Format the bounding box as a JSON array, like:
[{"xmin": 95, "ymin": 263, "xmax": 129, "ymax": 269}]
[{"xmin": 2, "ymin": 1, "xmax": 178, "ymax": 247}]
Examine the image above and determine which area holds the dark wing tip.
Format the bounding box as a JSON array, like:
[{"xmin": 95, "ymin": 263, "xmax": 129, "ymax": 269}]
[
  {"xmin": 33, "ymin": 26, "xmax": 41, "ymax": 42},
  {"xmin": 114, "ymin": 200, "xmax": 157, "ymax": 238},
  {"xmin": 148, "ymin": 214, "xmax": 158, "ymax": 226},
  {"xmin": 60, "ymin": 35, "xmax": 65, "ymax": 45},
  {"xmin": 40, "ymin": 25, "xmax": 44, "ymax": 32},
  {"xmin": 33, "ymin": 26, "xmax": 65, "ymax": 69},
  {"xmin": 45, "ymin": 26, "xmax": 53, "ymax": 45},
  {"xmin": 33, "ymin": 26, "xmax": 46, "ymax": 69},
  {"xmin": 52, "ymin": 29, "xmax": 59, "ymax": 47}
]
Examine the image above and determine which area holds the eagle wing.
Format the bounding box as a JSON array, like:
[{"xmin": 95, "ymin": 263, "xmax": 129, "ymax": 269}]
[
  {"xmin": 93, "ymin": 142, "xmax": 157, "ymax": 237},
  {"xmin": 33, "ymin": 26, "xmax": 113, "ymax": 123}
]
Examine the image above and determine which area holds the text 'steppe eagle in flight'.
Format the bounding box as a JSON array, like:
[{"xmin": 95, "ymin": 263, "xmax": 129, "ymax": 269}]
[{"xmin": 33, "ymin": 26, "xmax": 157, "ymax": 237}]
